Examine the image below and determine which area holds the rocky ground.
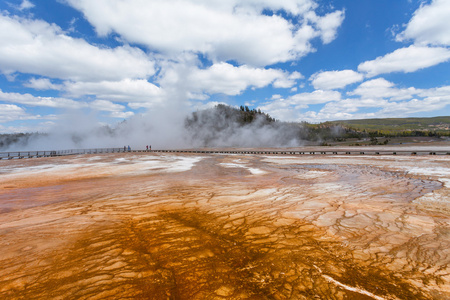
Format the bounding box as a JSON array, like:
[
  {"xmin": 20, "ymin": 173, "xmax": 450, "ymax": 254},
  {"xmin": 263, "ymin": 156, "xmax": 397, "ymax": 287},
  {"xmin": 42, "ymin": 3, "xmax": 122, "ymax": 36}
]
[{"xmin": 0, "ymin": 152, "xmax": 449, "ymax": 299}]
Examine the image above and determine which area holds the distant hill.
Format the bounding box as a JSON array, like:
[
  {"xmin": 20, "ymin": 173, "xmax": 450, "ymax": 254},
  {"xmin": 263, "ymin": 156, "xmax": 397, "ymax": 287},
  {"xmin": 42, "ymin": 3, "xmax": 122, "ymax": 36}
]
[
  {"xmin": 327, "ymin": 116, "xmax": 450, "ymax": 136},
  {"xmin": 331, "ymin": 116, "xmax": 450, "ymax": 127}
]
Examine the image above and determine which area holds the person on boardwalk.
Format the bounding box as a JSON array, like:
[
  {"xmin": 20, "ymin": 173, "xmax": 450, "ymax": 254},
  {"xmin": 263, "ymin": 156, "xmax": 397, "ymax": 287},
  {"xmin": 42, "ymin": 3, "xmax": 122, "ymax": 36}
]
[
  {"xmin": 146, "ymin": 145, "xmax": 149, "ymax": 151},
  {"xmin": 127, "ymin": 145, "xmax": 131, "ymax": 152},
  {"xmin": 123, "ymin": 146, "xmax": 126, "ymax": 152}
]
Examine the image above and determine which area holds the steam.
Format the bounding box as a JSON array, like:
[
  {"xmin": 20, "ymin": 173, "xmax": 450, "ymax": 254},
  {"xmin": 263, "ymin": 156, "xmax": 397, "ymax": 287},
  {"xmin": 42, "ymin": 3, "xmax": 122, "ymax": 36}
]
[
  {"xmin": 184, "ymin": 105, "xmax": 306, "ymax": 147},
  {"xmin": 18, "ymin": 108, "xmax": 189, "ymax": 151},
  {"xmin": 1, "ymin": 104, "xmax": 330, "ymax": 151}
]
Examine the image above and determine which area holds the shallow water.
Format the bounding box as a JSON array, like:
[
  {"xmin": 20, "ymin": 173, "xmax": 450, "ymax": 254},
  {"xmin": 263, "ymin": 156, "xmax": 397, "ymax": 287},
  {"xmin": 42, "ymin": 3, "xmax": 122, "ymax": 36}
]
[{"xmin": 0, "ymin": 152, "xmax": 449, "ymax": 299}]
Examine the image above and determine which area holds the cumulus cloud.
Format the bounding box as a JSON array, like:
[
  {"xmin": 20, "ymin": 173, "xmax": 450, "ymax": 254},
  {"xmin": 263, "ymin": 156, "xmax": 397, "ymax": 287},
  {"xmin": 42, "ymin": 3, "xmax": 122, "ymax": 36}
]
[
  {"xmin": 358, "ymin": 45, "xmax": 450, "ymax": 77},
  {"xmin": 0, "ymin": 89, "xmax": 83, "ymax": 108},
  {"xmin": 296, "ymin": 98, "xmax": 385, "ymax": 122},
  {"xmin": 109, "ymin": 111, "xmax": 135, "ymax": 119},
  {"xmin": 6, "ymin": 0, "xmax": 35, "ymax": 11},
  {"xmin": 418, "ymin": 85, "xmax": 450, "ymax": 98},
  {"xmin": 63, "ymin": 79, "xmax": 164, "ymax": 103},
  {"xmin": 298, "ymin": 110, "xmax": 379, "ymax": 123},
  {"xmin": 378, "ymin": 97, "xmax": 450, "ymax": 116},
  {"xmin": 273, "ymin": 71, "xmax": 304, "ymax": 89},
  {"xmin": 258, "ymin": 90, "xmax": 341, "ymax": 121},
  {"xmin": 0, "ymin": 89, "xmax": 134, "ymax": 118},
  {"xmin": 19, "ymin": 0, "xmax": 35, "ymax": 11},
  {"xmin": 0, "ymin": 104, "xmax": 32, "ymax": 122},
  {"xmin": 349, "ymin": 78, "xmax": 420, "ymax": 101},
  {"xmin": 396, "ymin": 0, "xmax": 450, "ymax": 46},
  {"xmin": 288, "ymin": 90, "xmax": 341, "ymax": 104},
  {"xmin": 0, "ymin": 1, "xmax": 347, "ymax": 130},
  {"xmin": 297, "ymin": 97, "xmax": 417, "ymax": 123},
  {"xmin": 0, "ymin": 14, "xmax": 156, "ymax": 81},
  {"xmin": 185, "ymin": 63, "xmax": 299, "ymax": 96},
  {"xmin": 298, "ymin": 83, "xmax": 450, "ymax": 122},
  {"xmin": 89, "ymin": 100, "xmax": 126, "ymax": 112},
  {"xmin": 307, "ymin": 9, "xmax": 345, "ymax": 44},
  {"xmin": 321, "ymin": 98, "xmax": 386, "ymax": 114},
  {"xmin": 63, "ymin": 0, "xmax": 344, "ymax": 66},
  {"xmin": 310, "ymin": 70, "xmax": 363, "ymax": 90},
  {"xmin": 24, "ymin": 78, "xmax": 62, "ymax": 90}
]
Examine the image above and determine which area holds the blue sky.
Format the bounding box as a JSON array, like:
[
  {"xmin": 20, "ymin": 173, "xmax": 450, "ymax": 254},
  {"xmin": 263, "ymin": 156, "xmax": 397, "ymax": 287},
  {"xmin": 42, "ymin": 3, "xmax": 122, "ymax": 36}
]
[{"xmin": 0, "ymin": 0, "xmax": 449, "ymax": 133}]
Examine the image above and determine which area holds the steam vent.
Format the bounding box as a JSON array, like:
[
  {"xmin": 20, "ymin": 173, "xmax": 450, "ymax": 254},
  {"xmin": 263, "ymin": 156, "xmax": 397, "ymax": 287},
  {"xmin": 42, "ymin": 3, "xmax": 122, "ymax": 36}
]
[{"xmin": 1, "ymin": 150, "xmax": 450, "ymax": 299}]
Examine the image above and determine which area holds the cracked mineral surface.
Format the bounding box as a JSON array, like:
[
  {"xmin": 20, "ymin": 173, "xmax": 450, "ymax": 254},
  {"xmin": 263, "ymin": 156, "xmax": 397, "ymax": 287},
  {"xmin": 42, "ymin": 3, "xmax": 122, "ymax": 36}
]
[{"xmin": 0, "ymin": 152, "xmax": 450, "ymax": 299}]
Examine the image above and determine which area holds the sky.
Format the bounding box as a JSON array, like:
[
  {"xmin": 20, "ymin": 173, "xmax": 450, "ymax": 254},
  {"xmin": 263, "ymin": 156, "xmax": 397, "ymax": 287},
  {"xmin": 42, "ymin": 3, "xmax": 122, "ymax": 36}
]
[{"xmin": 0, "ymin": 0, "xmax": 449, "ymax": 134}]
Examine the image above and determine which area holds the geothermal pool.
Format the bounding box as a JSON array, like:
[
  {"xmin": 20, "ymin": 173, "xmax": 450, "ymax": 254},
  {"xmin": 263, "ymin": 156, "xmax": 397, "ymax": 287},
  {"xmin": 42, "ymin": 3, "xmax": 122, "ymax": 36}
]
[{"xmin": 0, "ymin": 152, "xmax": 449, "ymax": 299}]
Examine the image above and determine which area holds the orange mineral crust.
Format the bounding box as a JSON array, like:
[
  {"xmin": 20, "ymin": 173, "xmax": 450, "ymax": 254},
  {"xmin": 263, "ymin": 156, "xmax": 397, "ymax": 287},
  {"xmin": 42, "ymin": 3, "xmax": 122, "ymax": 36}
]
[{"xmin": 1, "ymin": 152, "xmax": 450, "ymax": 299}]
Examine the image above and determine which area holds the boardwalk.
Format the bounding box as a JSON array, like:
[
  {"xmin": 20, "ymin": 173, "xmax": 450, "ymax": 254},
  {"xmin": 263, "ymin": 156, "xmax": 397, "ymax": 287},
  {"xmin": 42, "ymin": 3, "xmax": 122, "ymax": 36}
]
[
  {"xmin": 0, "ymin": 148, "xmax": 124, "ymax": 160},
  {"xmin": 1, "ymin": 147, "xmax": 449, "ymax": 160}
]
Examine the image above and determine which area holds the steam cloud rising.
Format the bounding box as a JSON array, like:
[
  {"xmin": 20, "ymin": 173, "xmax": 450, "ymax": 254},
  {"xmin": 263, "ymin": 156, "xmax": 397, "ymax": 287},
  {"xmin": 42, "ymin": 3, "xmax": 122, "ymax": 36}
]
[{"xmin": 2, "ymin": 105, "xmax": 313, "ymax": 151}]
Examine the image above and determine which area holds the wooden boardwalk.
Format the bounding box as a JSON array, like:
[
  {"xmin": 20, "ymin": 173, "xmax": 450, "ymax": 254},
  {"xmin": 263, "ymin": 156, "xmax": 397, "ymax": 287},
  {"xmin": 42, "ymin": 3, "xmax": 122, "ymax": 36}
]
[
  {"xmin": 151, "ymin": 149, "xmax": 450, "ymax": 156},
  {"xmin": 1, "ymin": 147, "xmax": 449, "ymax": 160},
  {"xmin": 0, "ymin": 148, "xmax": 124, "ymax": 160}
]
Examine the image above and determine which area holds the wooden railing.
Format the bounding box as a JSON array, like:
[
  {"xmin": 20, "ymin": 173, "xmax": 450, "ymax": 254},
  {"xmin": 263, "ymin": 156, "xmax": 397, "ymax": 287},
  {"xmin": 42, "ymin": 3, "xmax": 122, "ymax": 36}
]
[
  {"xmin": 151, "ymin": 149, "xmax": 450, "ymax": 156},
  {"xmin": 0, "ymin": 148, "xmax": 124, "ymax": 160},
  {"xmin": 1, "ymin": 147, "xmax": 449, "ymax": 160}
]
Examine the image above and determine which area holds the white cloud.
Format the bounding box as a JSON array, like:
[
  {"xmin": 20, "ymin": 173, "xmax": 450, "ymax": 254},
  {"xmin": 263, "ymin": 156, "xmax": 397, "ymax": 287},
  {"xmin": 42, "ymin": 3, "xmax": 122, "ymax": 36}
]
[
  {"xmin": 397, "ymin": 0, "xmax": 450, "ymax": 46},
  {"xmin": 63, "ymin": 79, "xmax": 164, "ymax": 103},
  {"xmin": 379, "ymin": 97, "xmax": 450, "ymax": 115},
  {"xmin": 64, "ymin": 0, "xmax": 344, "ymax": 66},
  {"xmin": 287, "ymin": 89, "xmax": 341, "ymax": 104},
  {"xmin": 0, "ymin": 89, "xmax": 84, "ymax": 108},
  {"xmin": 89, "ymin": 100, "xmax": 126, "ymax": 112},
  {"xmin": 260, "ymin": 81, "xmax": 450, "ymax": 123},
  {"xmin": 349, "ymin": 78, "xmax": 420, "ymax": 101},
  {"xmin": 295, "ymin": 97, "xmax": 402, "ymax": 123},
  {"xmin": 299, "ymin": 83, "xmax": 450, "ymax": 122},
  {"xmin": 162, "ymin": 62, "xmax": 299, "ymax": 97},
  {"xmin": 358, "ymin": 45, "xmax": 450, "ymax": 77},
  {"xmin": 0, "ymin": 14, "xmax": 156, "ymax": 81},
  {"xmin": 273, "ymin": 71, "xmax": 303, "ymax": 88},
  {"xmin": 188, "ymin": 63, "xmax": 285, "ymax": 95},
  {"xmin": 19, "ymin": 0, "xmax": 35, "ymax": 11},
  {"xmin": 0, "ymin": 121, "xmax": 58, "ymax": 134},
  {"xmin": 0, "ymin": 89, "xmax": 134, "ymax": 116},
  {"xmin": 418, "ymin": 85, "xmax": 450, "ymax": 98},
  {"xmin": 258, "ymin": 99, "xmax": 302, "ymax": 122},
  {"xmin": 257, "ymin": 90, "xmax": 341, "ymax": 121},
  {"xmin": 310, "ymin": 70, "xmax": 363, "ymax": 90},
  {"xmin": 298, "ymin": 110, "xmax": 378, "ymax": 123},
  {"xmin": 6, "ymin": 0, "xmax": 35, "ymax": 11},
  {"xmin": 320, "ymin": 98, "xmax": 388, "ymax": 115},
  {"xmin": 24, "ymin": 78, "xmax": 62, "ymax": 90},
  {"xmin": 0, "ymin": 104, "xmax": 31, "ymax": 122},
  {"xmin": 109, "ymin": 111, "xmax": 135, "ymax": 119},
  {"xmin": 308, "ymin": 9, "xmax": 345, "ymax": 44}
]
